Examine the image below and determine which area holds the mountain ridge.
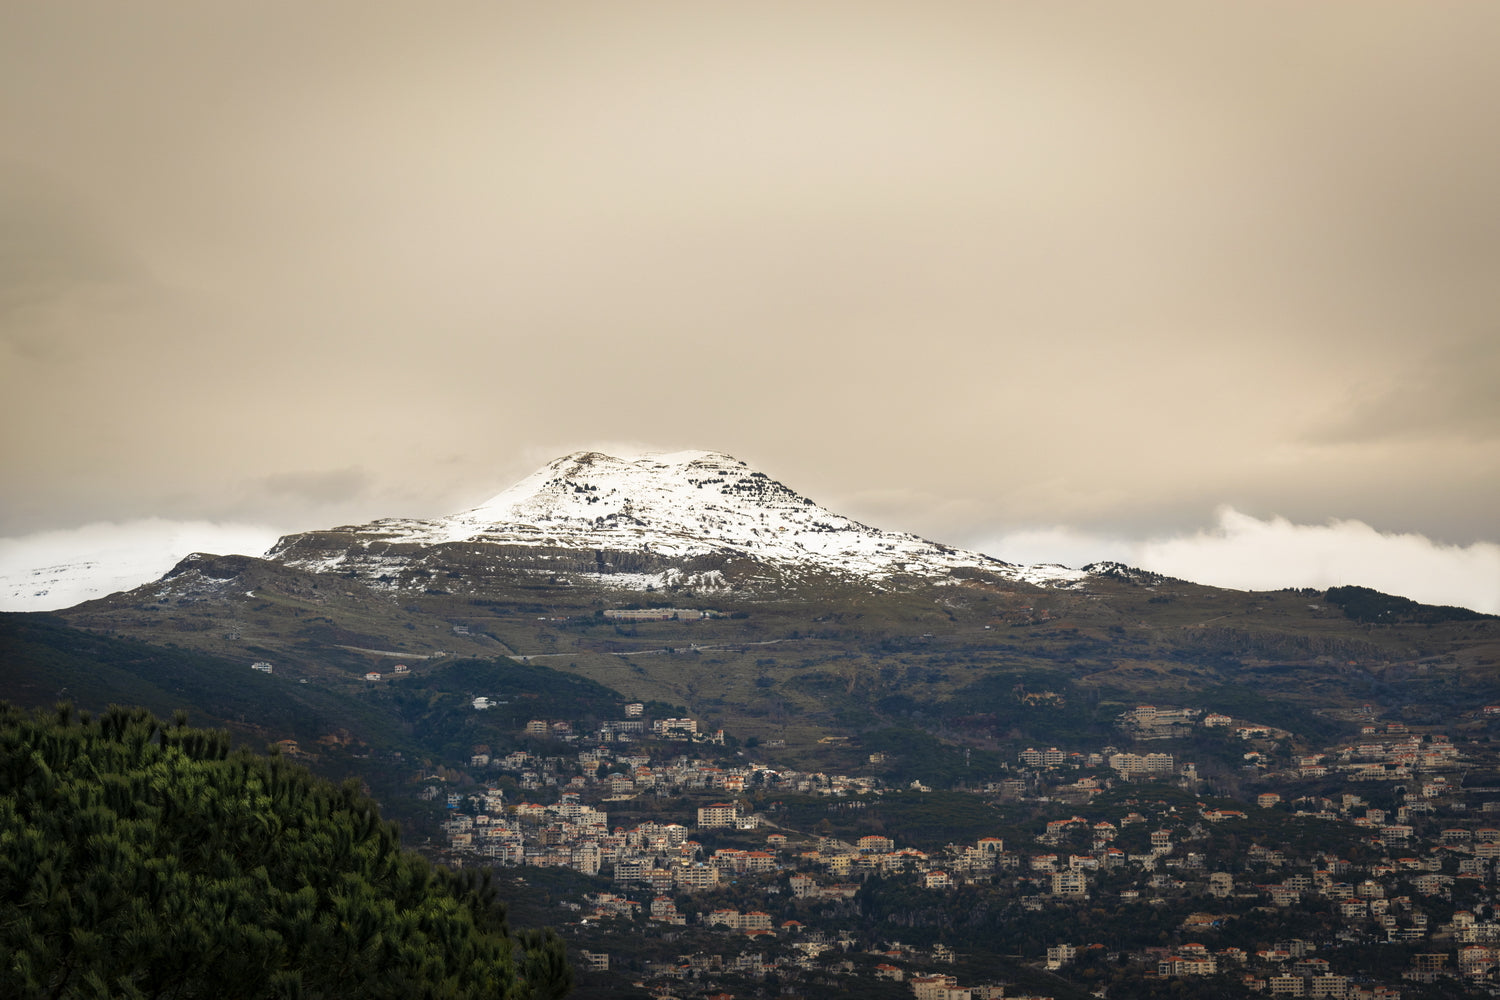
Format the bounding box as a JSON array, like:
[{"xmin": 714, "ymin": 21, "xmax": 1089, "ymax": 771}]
[{"xmin": 263, "ymin": 449, "xmax": 1089, "ymax": 594}]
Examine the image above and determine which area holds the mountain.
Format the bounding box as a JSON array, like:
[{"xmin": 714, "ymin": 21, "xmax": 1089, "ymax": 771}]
[
  {"xmin": 16, "ymin": 448, "xmax": 1497, "ymax": 778},
  {"xmin": 11, "ymin": 453, "xmax": 1500, "ymax": 1000},
  {"xmin": 264, "ymin": 450, "xmax": 1087, "ymax": 593}
]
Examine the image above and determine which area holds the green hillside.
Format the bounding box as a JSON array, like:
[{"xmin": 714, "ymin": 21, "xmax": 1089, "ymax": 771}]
[{"xmin": 11, "ymin": 563, "xmax": 1500, "ymax": 792}]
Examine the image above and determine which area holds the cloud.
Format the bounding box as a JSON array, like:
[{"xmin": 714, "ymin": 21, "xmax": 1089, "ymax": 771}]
[
  {"xmin": 1310, "ymin": 338, "xmax": 1500, "ymax": 446},
  {"xmin": 258, "ymin": 467, "xmax": 373, "ymax": 504},
  {"xmin": 2, "ymin": 3, "xmax": 1499, "ymax": 601},
  {"xmin": 4, "ymin": 504, "xmax": 1496, "ymax": 619},
  {"xmin": 976, "ymin": 507, "xmax": 1500, "ymax": 615},
  {"xmin": 0, "ymin": 519, "xmax": 284, "ymax": 612}
]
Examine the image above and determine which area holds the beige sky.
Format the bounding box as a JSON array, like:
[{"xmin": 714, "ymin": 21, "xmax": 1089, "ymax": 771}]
[{"xmin": 2, "ymin": 3, "xmax": 1497, "ymax": 607}]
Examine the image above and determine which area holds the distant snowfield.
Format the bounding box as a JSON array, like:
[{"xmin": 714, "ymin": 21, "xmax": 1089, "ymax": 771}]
[{"xmin": 0, "ymin": 520, "xmax": 284, "ymax": 612}]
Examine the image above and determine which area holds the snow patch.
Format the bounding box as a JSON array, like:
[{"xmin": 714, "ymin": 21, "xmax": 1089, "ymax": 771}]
[{"xmin": 0, "ymin": 520, "xmax": 282, "ymax": 612}]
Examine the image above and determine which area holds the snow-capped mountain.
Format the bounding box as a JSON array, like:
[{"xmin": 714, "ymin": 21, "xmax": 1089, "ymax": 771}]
[{"xmin": 265, "ymin": 450, "xmax": 1087, "ymax": 592}]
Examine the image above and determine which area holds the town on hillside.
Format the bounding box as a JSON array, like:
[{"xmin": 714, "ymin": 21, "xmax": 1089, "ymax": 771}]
[{"xmin": 364, "ymin": 696, "xmax": 1500, "ymax": 999}]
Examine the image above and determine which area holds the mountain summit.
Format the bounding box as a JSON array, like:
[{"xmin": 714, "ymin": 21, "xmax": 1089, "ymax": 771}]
[{"xmin": 265, "ymin": 450, "xmax": 1084, "ymax": 592}]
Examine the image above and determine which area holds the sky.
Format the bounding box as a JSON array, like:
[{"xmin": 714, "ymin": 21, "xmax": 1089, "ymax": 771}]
[{"xmin": 2, "ymin": 2, "xmax": 1497, "ymax": 613}]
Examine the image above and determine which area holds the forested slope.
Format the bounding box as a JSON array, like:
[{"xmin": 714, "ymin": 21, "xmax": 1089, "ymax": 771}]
[{"xmin": 0, "ymin": 703, "xmax": 572, "ymax": 1000}]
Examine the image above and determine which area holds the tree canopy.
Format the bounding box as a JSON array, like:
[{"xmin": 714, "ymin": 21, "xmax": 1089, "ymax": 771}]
[{"xmin": 0, "ymin": 702, "xmax": 572, "ymax": 999}]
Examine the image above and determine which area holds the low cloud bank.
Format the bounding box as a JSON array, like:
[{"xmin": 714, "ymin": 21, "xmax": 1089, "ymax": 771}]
[
  {"xmin": 4, "ymin": 508, "xmax": 1496, "ymax": 617},
  {"xmin": 0, "ymin": 520, "xmax": 284, "ymax": 612},
  {"xmin": 978, "ymin": 507, "xmax": 1500, "ymax": 616}
]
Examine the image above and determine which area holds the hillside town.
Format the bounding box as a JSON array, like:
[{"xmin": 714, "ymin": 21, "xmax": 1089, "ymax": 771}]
[{"xmin": 406, "ymin": 699, "xmax": 1500, "ymax": 999}]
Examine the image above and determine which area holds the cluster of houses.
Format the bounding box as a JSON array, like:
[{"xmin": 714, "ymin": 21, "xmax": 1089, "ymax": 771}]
[
  {"xmin": 1018, "ymin": 744, "xmax": 1179, "ymax": 778},
  {"xmin": 426, "ymin": 692, "xmax": 1500, "ymax": 997},
  {"xmin": 513, "ymin": 708, "xmax": 731, "ymax": 746},
  {"xmin": 438, "ymin": 744, "xmax": 895, "ymax": 884},
  {"xmin": 587, "ymin": 928, "xmax": 1055, "ymax": 999},
  {"xmin": 1016, "ymin": 703, "xmax": 1317, "ymax": 783},
  {"xmin": 1008, "ymin": 753, "xmax": 1500, "ymax": 992},
  {"xmin": 1320, "ymin": 723, "xmax": 1462, "ymax": 782},
  {"xmin": 465, "ymin": 738, "xmax": 884, "ymax": 800}
]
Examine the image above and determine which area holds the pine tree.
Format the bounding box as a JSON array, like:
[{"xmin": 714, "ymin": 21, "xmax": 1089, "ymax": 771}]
[{"xmin": 0, "ymin": 701, "xmax": 565, "ymax": 999}]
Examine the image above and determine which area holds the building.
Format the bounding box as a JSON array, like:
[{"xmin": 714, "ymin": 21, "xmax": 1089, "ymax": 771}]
[
  {"xmin": 1051, "ymin": 871, "xmax": 1087, "ymax": 896},
  {"xmin": 649, "ymin": 897, "xmax": 685, "ymax": 925},
  {"xmin": 698, "ymin": 802, "xmax": 738, "ymax": 828},
  {"xmin": 911, "ymin": 974, "xmax": 970, "ymax": 1000},
  {"xmin": 652, "ymin": 718, "xmax": 699, "ymax": 737}
]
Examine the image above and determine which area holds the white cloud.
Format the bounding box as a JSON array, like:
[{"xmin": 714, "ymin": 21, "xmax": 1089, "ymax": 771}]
[
  {"xmin": 976, "ymin": 507, "xmax": 1500, "ymax": 615},
  {"xmin": 0, "ymin": 519, "xmax": 284, "ymax": 612},
  {"xmin": 5, "ymin": 507, "xmax": 1496, "ymax": 619}
]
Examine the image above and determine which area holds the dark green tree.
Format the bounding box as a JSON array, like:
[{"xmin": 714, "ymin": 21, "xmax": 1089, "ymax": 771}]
[{"xmin": 0, "ymin": 702, "xmax": 572, "ymax": 999}]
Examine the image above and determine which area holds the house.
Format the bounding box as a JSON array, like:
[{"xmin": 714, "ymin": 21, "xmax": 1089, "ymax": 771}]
[
  {"xmin": 363, "ymin": 672, "xmax": 381, "ymax": 682},
  {"xmin": 1046, "ymin": 943, "xmax": 1077, "ymax": 970},
  {"xmin": 649, "ymin": 897, "xmax": 684, "ymax": 925},
  {"xmin": 706, "ymin": 909, "xmax": 740, "ymax": 928}
]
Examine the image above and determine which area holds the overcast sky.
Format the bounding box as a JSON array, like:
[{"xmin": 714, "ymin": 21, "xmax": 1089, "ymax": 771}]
[{"xmin": 2, "ymin": 2, "xmax": 1497, "ymax": 612}]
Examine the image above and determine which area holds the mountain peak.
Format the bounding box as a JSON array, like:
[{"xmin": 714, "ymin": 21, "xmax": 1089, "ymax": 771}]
[
  {"xmin": 501, "ymin": 450, "xmax": 751, "ymax": 495},
  {"xmin": 265, "ymin": 450, "xmax": 1092, "ymax": 592},
  {"xmin": 553, "ymin": 448, "xmax": 744, "ymax": 468},
  {"xmin": 449, "ymin": 449, "xmax": 820, "ymax": 542}
]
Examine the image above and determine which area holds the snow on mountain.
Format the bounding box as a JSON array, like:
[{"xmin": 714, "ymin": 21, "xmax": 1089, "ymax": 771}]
[
  {"xmin": 0, "ymin": 557, "xmax": 155, "ymax": 612},
  {"xmin": 266, "ymin": 450, "xmax": 1088, "ymax": 590},
  {"xmin": 0, "ymin": 520, "xmax": 284, "ymax": 612}
]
